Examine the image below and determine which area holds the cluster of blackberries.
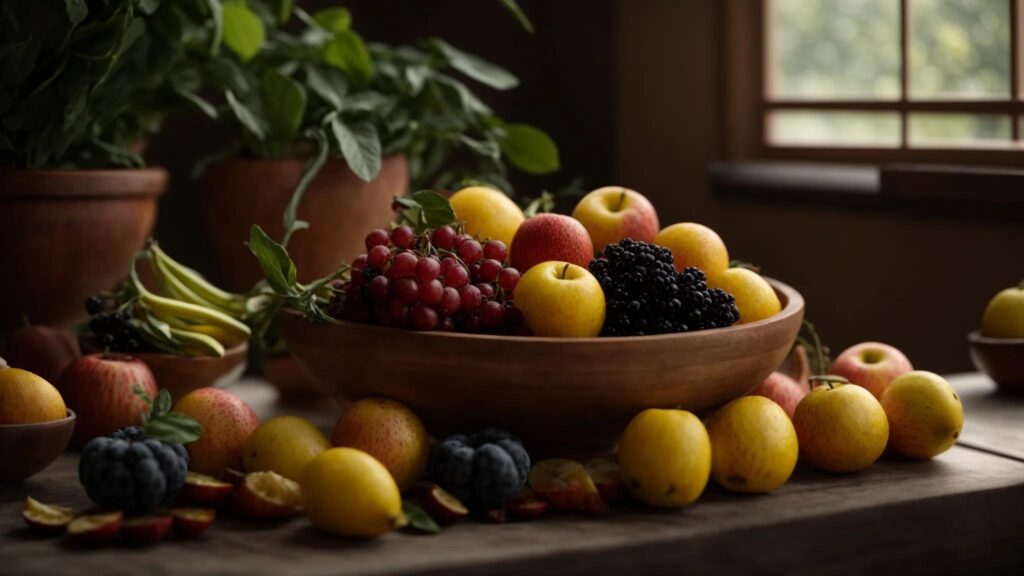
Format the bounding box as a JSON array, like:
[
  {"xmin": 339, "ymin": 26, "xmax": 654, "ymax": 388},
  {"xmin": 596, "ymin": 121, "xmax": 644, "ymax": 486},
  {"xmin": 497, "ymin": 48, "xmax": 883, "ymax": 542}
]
[
  {"xmin": 86, "ymin": 297, "xmax": 145, "ymax": 352},
  {"xmin": 589, "ymin": 239, "xmax": 740, "ymax": 336}
]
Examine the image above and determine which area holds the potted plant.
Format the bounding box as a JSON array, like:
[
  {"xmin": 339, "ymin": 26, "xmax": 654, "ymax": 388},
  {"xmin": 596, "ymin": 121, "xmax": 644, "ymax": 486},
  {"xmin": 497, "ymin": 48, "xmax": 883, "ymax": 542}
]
[
  {"xmin": 0, "ymin": 0, "xmax": 216, "ymax": 331},
  {"xmin": 197, "ymin": 0, "xmax": 560, "ymax": 291}
]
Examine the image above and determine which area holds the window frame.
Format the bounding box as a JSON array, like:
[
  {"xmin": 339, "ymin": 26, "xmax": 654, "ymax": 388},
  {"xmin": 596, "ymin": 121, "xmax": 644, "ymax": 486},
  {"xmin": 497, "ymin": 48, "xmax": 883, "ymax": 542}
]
[{"xmin": 724, "ymin": 0, "xmax": 1024, "ymax": 167}]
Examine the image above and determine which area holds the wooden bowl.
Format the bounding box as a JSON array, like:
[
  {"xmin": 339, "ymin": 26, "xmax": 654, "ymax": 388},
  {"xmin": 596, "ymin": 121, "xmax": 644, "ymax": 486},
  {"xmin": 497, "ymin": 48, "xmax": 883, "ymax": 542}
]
[
  {"xmin": 968, "ymin": 331, "xmax": 1024, "ymax": 394},
  {"xmin": 283, "ymin": 278, "xmax": 804, "ymax": 456},
  {"xmin": 0, "ymin": 409, "xmax": 76, "ymax": 484},
  {"xmin": 135, "ymin": 343, "xmax": 249, "ymax": 401}
]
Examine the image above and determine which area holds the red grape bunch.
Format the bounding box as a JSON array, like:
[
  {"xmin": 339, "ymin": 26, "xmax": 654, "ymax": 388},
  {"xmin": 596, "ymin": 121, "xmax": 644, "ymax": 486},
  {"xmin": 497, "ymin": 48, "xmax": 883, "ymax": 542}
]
[{"xmin": 328, "ymin": 225, "xmax": 526, "ymax": 334}]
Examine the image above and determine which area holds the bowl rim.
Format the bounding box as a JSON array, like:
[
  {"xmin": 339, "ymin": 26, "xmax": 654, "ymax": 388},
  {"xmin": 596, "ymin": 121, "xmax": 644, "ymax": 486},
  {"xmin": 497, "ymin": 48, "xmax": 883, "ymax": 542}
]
[
  {"xmin": 284, "ymin": 276, "xmax": 804, "ymax": 344},
  {"xmin": 967, "ymin": 330, "xmax": 1024, "ymax": 346},
  {"xmin": 0, "ymin": 408, "xmax": 76, "ymax": 430},
  {"xmin": 132, "ymin": 341, "xmax": 250, "ymax": 363}
]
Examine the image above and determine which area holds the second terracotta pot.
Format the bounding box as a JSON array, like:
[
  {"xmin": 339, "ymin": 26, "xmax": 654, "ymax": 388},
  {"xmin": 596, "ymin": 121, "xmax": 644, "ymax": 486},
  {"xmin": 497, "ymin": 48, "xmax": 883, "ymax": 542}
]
[{"xmin": 203, "ymin": 155, "xmax": 408, "ymax": 291}]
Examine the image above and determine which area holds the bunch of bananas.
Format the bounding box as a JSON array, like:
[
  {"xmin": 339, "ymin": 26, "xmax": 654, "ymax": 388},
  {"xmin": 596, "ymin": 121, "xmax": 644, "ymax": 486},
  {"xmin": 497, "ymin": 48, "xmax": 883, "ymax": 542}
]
[{"xmin": 128, "ymin": 243, "xmax": 251, "ymax": 358}]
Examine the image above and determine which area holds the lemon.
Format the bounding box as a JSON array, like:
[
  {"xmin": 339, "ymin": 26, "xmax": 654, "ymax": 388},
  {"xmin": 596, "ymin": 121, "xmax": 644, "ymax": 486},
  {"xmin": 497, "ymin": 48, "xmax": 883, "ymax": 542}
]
[
  {"xmin": 880, "ymin": 371, "xmax": 963, "ymax": 459},
  {"xmin": 244, "ymin": 416, "xmax": 331, "ymax": 482},
  {"xmin": 706, "ymin": 396, "xmax": 798, "ymax": 493},
  {"xmin": 793, "ymin": 383, "xmax": 889, "ymax": 473},
  {"xmin": 0, "ymin": 359, "xmax": 66, "ymax": 424},
  {"xmin": 618, "ymin": 408, "xmax": 711, "ymax": 508},
  {"xmin": 708, "ymin": 268, "xmax": 781, "ymax": 324},
  {"xmin": 449, "ymin": 186, "xmax": 524, "ymax": 246},
  {"xmin": 302, "ymin": 448, "xmax": 405, "ymax": 538}
]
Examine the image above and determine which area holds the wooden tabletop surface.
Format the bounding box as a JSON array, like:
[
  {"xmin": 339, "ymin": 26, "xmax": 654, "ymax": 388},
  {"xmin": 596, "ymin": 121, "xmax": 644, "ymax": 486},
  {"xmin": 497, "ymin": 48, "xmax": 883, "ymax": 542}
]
[{"xmin": 2, "ymin": 373, "xmax": 1022, "ymax": 576}]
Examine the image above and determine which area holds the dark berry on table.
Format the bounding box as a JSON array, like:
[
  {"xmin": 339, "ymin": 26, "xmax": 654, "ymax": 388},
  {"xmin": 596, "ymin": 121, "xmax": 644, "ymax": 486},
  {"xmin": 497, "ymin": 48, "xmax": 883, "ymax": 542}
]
[{"xmin": 429, "ymin": 430, "xmax": 530, "ymax": 510}]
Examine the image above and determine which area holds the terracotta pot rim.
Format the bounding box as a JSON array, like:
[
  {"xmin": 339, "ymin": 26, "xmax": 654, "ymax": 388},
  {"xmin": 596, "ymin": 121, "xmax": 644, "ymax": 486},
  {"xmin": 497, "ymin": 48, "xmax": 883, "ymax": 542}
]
[
  {"xmin": 0, "ymin": 408, "xmax": 76, "ymax": 430},
  {"xmin": 0, "ymin": 167, "xmax": 168, "ymax": 199},
  {"xmin": 133, "ymin": 342, "xmax": 249, "ymax": 364},
  {"xmin": 207, "ymin": 154, "xmax": 405, "ymax": 171}
]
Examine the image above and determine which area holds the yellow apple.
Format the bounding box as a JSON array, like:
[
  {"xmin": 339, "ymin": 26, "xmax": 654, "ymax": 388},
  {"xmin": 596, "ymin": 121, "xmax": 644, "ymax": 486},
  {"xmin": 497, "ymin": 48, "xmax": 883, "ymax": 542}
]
[
  {"xmin": 981, "ymin": 281, "xmax": 1024, "ymax": 338},
  {"xmin": 449, "ymin": 186, "xmax": 524, "ymax": 247},
  {"xmin": 571, "ymin": 186, "xmax": 659, "ymax": 254},
  {"xmin": 880, "ymin": 371, "xmax": 963, "ymax": 459},
  {"xmin": 654, "ymin": 222, "xmax": 729, "ymax": 277},
  {"xmin": 708, "ymin": 268, "xmax": 781, "ymax": 324},
  {"xmin": 514, "ymin": 261, "xmax": 605, "ymax": 337}
]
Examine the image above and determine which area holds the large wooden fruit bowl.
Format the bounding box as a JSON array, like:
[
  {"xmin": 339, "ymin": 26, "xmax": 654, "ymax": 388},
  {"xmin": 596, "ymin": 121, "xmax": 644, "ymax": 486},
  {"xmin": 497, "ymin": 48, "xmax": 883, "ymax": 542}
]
[{"xmin": 282, "ymin": 278, "xmax": 804, "ymax": 456}]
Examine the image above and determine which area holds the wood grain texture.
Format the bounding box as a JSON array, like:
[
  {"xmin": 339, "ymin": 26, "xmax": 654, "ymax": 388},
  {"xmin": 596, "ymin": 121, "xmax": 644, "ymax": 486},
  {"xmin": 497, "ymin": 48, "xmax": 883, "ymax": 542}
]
[
  {"xmin": 0, "ymin": 410, "xmax": 75, "ymax": 484},
  {"xmin": 949, "ymin": 372, "xmax": 1024, "ymax": 462},
  {"xmin": 283, "ymin": 279, "xmax": 804, "ymax": 456}
]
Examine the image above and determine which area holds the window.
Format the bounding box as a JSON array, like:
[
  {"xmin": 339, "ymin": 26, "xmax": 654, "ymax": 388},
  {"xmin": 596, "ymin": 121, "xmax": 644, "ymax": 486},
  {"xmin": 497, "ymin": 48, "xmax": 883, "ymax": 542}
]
[{"xmin": 728, "ymin": 0, "xmax": 1024, "ymax": 165}]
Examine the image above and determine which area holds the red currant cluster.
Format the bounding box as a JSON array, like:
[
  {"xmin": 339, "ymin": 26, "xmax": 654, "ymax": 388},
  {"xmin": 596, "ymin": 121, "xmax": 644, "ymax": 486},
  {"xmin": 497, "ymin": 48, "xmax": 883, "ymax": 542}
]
[{"xmin": 328, "ymin": 225, "xmax": 526, "ymax": 334}]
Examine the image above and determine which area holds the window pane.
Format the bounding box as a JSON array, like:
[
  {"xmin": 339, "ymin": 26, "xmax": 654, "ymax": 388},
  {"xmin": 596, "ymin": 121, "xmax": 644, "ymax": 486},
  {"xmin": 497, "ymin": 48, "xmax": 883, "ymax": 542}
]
[
  {"xmin": 768, "ymin": 110, "xmax": 901, "ymax": 147},
  {"xmin": 770, "ymin": 0, "xmax": 901, "ymax": 99},
  {"xmin": 908, "ymin": 113, "xmax": 1012, "ymax": 146},
  {"xmin": 909, "ymin": 0, "xmax": 1011, "ymax": 99}
]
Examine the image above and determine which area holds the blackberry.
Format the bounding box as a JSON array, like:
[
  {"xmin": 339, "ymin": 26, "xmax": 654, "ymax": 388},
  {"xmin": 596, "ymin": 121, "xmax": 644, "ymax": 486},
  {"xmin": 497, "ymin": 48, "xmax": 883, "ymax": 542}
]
[
  {"xmin": 589, "ymin": 238, "xmax": 740, "ymax": 336},
  {"xmin": 87, "ymin": 309, "xmax": 145, "ymax": 353}
]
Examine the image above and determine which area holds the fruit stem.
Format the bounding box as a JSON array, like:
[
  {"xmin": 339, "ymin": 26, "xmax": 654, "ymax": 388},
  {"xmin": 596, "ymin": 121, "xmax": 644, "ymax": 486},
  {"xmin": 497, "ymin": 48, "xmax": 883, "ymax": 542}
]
[
  {"xmin": 799, "ymin": 319, "xmax": 829, "ymax": 376},
  {"xmin": 560, "ymin": 263, "xmax": 571, "ymax": 280},
  {"xmin": 614, "ymin": 190, "xmax": 626, "ymax": 212},
  {"xmin": 809, "ymin": 374, "xmax": 850, "ymax": 390}
]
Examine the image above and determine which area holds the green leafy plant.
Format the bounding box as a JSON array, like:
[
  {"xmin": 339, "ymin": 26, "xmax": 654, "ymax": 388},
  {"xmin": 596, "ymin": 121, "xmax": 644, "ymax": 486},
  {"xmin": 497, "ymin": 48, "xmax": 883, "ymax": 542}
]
[
  {"xmin": 133, "ymin": 385, "xmax": 202, "ymax": 444},
  {"xmin": 0, "ymin": 0, "xmax": 218, "ymax": 168}
]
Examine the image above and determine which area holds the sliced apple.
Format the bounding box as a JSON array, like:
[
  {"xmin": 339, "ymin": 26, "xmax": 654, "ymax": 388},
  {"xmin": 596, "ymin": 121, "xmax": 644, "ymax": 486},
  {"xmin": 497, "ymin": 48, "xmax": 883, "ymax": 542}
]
[
  {"xmin": 418, "ymin": 483, "xmax": 469, "ymax": 524},
  {"xmin": 585, "ymin": 457, "xmax": 627, "ymax": 505},
  {"xmin": 121, "ymin": 515, "xmax": 173, "ymax": 546},
  {"xmin": 168, "ymin": 508, "xmax": 215, "ymax": 538},
  {"xmin": 507, "ymin": 488, "xmax": 549, "ymax": 520},
  {"xmin": 529, "ymin": 458, "xmax": 607, "ymax": 514},
  {"xmin": 22, "ymin": 497, "xmax": 76, "ymax": 536},
  {"xmin": 232, "ymin": 471, "xmax": 303, "ymax": 520},
  {"xmin": 67, "ymin": 511, "xmax": 123, "ymax": 544},
  {"xmin": 181, "ymin": 471, "xmax": 234, "ymax": 507},
  {"xmin": 221, "ymin": 467, "xmax": 246, "ymax": 486}
]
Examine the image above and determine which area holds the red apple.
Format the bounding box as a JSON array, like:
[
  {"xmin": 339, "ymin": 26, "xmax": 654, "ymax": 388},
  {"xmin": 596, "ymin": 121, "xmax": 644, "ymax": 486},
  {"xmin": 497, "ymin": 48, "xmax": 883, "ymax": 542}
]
[
  {"xmin": 571, "ymin": 186, "xmax": 660, "ymax": 254},
  {"xmin": 507, "ymin": 488, "xmax": 549, "ymax": 520},
  {"xmin": 509, "ymin": 213, "xmax": 594, "ymax": 273},
  {"xmin": 22, "ymin": 497, "xmax": 75, "ymax": 536},
  {"xmin": 0, "ymin": 325, "xmax": 80, "ymax": 384},
  {"xmin": 830, "ymin": 342, "xmax": 913, "ymax": 399},
  {"xmin": 168, "ymin": 508, "xmax": 215, "ymax": 538},
  {"xmin": 528, "ymin": 458, "xmax": 607, "ymax": 514},
  {"xmin": 173, "ymin": 388, "xmax": 259, "ymax": 475},
  {"xmin": 120, "ymin": 515, "xmax": 173, "ymax": 546},
  {"xmin": 67, "ymin": 511, "xmax": 123, "ymax": 545},
  {"xmin": 180, "ymin": 472, "xmax": 234, "ymax": 508},
  {"xmin": 57, "ymin": 354, "xmax": 158, "ymax": 447},
  {"xmin": 418, "ymin": 484, "xmax": 469, "ymax": 524},
  {"xmin": 584, "ymin": 457, "xmax": 627, "ymax": 505},
  {"xmin": 749, "ymin": 372, "xmax": 807, "ymax": 419}
]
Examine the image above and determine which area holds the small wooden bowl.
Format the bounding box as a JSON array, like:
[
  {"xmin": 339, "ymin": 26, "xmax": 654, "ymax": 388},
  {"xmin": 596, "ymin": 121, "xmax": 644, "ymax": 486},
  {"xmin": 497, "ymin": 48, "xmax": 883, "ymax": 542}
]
[
  {"xmin": 968, "ymin": 331, "xmax": 1024, "ymax": 394},
  {"xmin": 283, "ymin": 279, "xmax": 804, "ymax": 456},
  {"xmin": 135, "ymin": 343, "xmax": 249, "ymax": 401},
  {"xmin": 0, "ymin": 410, "xmax": 76, "ymax": 483}
]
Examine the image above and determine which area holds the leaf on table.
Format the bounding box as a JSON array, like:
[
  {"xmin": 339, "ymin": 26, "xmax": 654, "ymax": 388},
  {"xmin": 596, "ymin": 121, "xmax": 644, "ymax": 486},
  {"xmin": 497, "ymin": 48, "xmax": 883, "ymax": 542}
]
[{"xmin": 402, "ymin": 501, "xmax": 440, "ymax": 534}]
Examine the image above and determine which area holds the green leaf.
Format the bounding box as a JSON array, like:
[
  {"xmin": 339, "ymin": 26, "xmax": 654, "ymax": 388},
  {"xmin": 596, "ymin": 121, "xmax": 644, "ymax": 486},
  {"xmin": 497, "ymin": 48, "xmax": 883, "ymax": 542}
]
[
  {"xmin": 152, "ymin": 389, "xmax": 172, "ymax": 418},
  {"xmin": 175, "ymin": 88, "xmax": 219, "ymax": 119},
  {"xmin": 222, "ymin": 1, "xmax": 265, "ymax": 61},
  {"xmin": 500, "ymin": 124, "xmax": 560, "ymax": 175},
  {"xmin": 313, "ymin": 7, "xmax": 351, "ymax": 32},
  {"xmin": 430, "ymin": 39, "xmax": 518, "ymax": 90},
  {"xmin": 305, "ymin": 65, "xmax": 347, "ymax": 109},
  {"xmin": 146, "ymin": 412, "xmax": 203, "ymax": 445},
  {"xmin": 323, "ymin": 29, "xmax": 374, "ymax": 86},
  {"xmin": 262, "ymin": 70, "xmax": 306, "ymax": 143},
  {"xmin": 273, "ymin": 0, "xmax": 293, "ymax": 24},
  {"xmin": 248, "ymin": 225, "xmax": 298, "ymax": 296},
  {"xmin": 459, "ymin": 135, "xmax": 501, "ymax": 161},
  {"xmin": 402, "ymin": 501, "xmax": 440, "ymax": 534},
  {"xmin": 395, "ymin": 190, "xmax": 458, "ymax": 232},
  {"xmin": 65, "ymin": 0, "xmax": 88, "ymax": 26},
  {"xmin": 225, "ymin": 90, "xmax": 265, "ymax": 140},
  {"xmin": 138, "ymin": 0, "xmax": 161, "ymax": 16},
  {"xmin": 330, "ymin": 118, "xmax": 382, "ymax": 182},
  {"xmin": 206, "ymin": 0, "xmax": 224, "ymax": 54},
  {"xmin": 498, "ymin": 0, "xmax": 535, "ymax": 33}
]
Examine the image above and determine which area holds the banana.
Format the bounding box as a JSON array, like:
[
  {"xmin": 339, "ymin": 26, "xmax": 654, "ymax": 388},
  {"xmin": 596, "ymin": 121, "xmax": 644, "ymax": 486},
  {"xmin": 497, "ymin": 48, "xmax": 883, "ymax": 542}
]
[
  {"xmin": 137, "ymin": 289, "xmax": 251, "ymax": 344},
  {"xmin": 168, "ymin": 327, "xmax": 226, "ymax": 358},
  {"xmin": 181, "ymin": 323, "xmax": 245, "ymax": 347},
  {"xmin": 150, "ymin": 243, "xmax": 246, "ymax": 316},
  {"xmin": 151, "ymin": 256, "xmax": 222, "ymax": 312}
]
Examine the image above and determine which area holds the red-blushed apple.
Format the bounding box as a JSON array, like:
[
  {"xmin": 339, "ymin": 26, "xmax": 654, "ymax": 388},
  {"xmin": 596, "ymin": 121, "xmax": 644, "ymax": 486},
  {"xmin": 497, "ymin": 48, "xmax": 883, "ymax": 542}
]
[
  {"xmin": 180, "ymin": 472, "xmax": 235, "ymax": 508},
  {"xmin": 57, "ymin": 354, "xmax": 158, "ymax": 447},
  {"xmin": 0, "ymin": 325, "xmax": 80, "ymax": 384},
  {"xmin": 749, "ymin": 372, "xmax": 807, "ymax": 419},
  {"xmin": 584, "ymin": 457, "xmax": 627, "ymax": 504},
  {"xmin": 173, "ymin": 387, "xmax": 259, "ymax": 475},
  {"xmin": 168, "ymin": 508, "xmax": 215, "ymax": 538},
  {"xmin": 830, "ymin": 342, "xmax": 913, "ymax": 399},
  {"xmin": 571, "ymin": 186, "xmax": 659, "ymax": 254},
  {"xmin": 120, "ymin": 515, "xmax": 173, "ymax": 546},
  {"xmin": 507, "ymin": 488, "xmax": 549, "ymax": 520},
  {"xmin": 528, "ymin": 458, "xmax": 607, "ymax": 514},
  {"xmin": 509, "ymin": 213, "xmax": 593, "ymax": 273},
  {"xmin": 514, "ymin": 262, "xmax": 605, "ymax": 338},
  {"xmin": 67, "ymin": 511, "xmax": 123, "ymax": 545},
  {"xmin": 417, "ymin": 483, "xmax": 469, "ymax": 524}
]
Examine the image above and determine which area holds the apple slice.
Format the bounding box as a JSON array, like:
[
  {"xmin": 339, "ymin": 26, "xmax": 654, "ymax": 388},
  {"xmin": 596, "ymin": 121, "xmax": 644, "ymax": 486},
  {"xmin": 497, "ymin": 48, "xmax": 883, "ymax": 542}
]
[
  {"xmin": 232, "ymin": 471, "xmax": 303, "ymax": 520},
  {"xmin": 529, "ymin": 458, "xmax": 607, "ymax": 514},
  {"xmin": 168, "ymin": 508, "xmax": 215, "ymax": 538},
  {"xmin": 222, "ymin": 467, "xmax": 246, "ymax": 486},
  {"xmin": 67, "ymin": 511, "xmax": 123, "ymax": 545},
  {"xmin": 507, "ymin": 488, "xmax": 548, "ymax": 520},
  {"xmin": 181, "ymin": 471, "xmax": 234, "ymax": 507},
  {"xmin": 585, "ymin": 457, "xmax": 627, "ymax": 505},
  {"xmin": 22, "ymin": 497, "xmax": 76, "ymax": 536},
  {"xmin": 418, "ymin": 484, "xmax": 469, "ymax": 524},
  {"xmin": 121, "ymin": 515, "xmax": 173, "ymax": 546}
]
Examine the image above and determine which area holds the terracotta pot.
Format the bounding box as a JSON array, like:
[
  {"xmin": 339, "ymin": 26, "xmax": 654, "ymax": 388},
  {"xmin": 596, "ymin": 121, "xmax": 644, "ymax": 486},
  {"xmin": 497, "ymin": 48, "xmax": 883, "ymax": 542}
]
[
  {"xmin": 203, "ymin": 155, "xmax": 408, "ymax": 291},
  {"xmin": 0, "ymin": 168, "xmax": 166, "ymax": 331}
]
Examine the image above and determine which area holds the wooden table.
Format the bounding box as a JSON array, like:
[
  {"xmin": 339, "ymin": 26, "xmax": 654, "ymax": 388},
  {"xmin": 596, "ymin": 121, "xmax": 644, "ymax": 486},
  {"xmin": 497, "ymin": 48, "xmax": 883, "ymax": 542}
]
[{"xmin": 2, "ymin": 374, "xmax": 1022, "ymax": 576}]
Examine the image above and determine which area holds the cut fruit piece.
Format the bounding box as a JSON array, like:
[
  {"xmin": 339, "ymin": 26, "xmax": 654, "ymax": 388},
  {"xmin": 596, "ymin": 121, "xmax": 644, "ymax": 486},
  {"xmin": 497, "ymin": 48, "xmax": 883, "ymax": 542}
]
[
  {"xmin": 120, "ymin": 515, "xmax": 173, "ymax": 546},
  {"xmin": 585, "ymin": 457, "xmax": 627, "ymax": 505},
  {"xmin": 232, "ymin": 471, "xmax": 303, "ymax": 519},
  {"xmin": 418, "ymin": 483, "xmax": 469, "ymax": 524},
  {"xmin": 168, "ymin": 508, "xmax": 215, "ymax": 538},
  {"xmin": 181, "ymin": 471, "xmax": 234, "ymax": 507},
  {"xmin": 528, "ymin": 458, "xmax": 607, "ymax": 514},
  {"xmin": 507, "ymin": 488, "xmax": 549, "ymax": 520},
  {"xmin": 22, "ymin": 497, "xmax": 76, "ymax": 536},
  {"xmin": 222, "ymin": 468, "xmax": 246, "ymax": 486},
  {"xmin": 67, "ymin": 511, "xmax": 123, "ymax": 545}
]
